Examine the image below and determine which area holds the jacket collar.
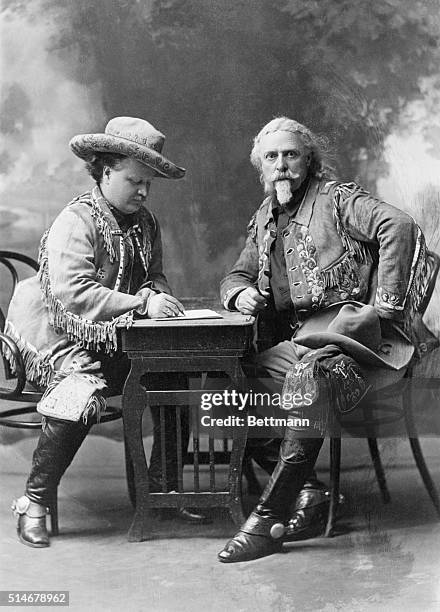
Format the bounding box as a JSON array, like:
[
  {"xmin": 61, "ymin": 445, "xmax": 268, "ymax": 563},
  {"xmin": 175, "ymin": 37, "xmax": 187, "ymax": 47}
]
[
  {"xmin": 291, "ymin": 177, "xmax": 321, "ymax": 227},
  {"xmin": 92, "ymin": 185, "xmax": 136, "ymax": 236},
  {"xmin": 262, "ymin": 177, "xmax": 321, "ymax": 228}
]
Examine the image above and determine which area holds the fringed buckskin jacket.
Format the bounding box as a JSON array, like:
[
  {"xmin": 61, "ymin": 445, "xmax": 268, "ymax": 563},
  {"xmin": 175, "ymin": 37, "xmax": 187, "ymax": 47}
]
[
  {"xmin": 4, "ymin": 186, "xmax": 170, "ymax": 388},
  {"xmin": 221, "ymin": 178, "xmax": 437, "ymax": 355}
]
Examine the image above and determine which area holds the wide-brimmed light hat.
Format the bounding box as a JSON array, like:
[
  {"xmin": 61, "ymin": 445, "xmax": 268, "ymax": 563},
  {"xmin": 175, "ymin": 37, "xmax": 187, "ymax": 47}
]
[
  {"xmin": 69, "ymin": 116, "xmax": 185, "ymax": 179},
  {"xmin": 293, "ymin": 301, "xmax": 414, "ymax": 370}
]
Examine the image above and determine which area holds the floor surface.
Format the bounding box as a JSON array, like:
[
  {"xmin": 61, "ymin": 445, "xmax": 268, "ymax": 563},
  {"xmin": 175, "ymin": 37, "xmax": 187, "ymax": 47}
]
[{"xmin": 0, "ymin": 426, "xmax": 439, "ymax": 612}]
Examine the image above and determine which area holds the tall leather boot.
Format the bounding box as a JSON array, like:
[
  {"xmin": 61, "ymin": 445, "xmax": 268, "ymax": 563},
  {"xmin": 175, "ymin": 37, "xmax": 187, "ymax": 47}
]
[
  {"xmin": 247, "ymin": 437, "xmax": 338, "ymax": 533},
  {"xmin": 12, "ymin": 417, "xmax": 91, "ymax": 548},
  {"xmin": 218, "ymin": 436, "xmax": 324, "ymax": 563},
  {"xmin": 248, "ymin": 436, "xmax": 323, "ymax": 482}
]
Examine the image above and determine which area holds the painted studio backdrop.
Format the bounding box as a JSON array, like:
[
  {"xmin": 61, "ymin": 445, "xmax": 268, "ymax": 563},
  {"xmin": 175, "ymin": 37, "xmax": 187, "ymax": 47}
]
[{"xmin": 1, "ymin": 0, "xmax": 440, "ymax": 342}]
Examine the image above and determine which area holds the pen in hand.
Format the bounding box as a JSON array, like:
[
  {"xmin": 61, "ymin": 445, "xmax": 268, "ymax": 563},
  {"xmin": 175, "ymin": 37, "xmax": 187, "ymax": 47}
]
[{"xmin": 236, "ymin": 286, "xmax": 270, "ymax": 315}]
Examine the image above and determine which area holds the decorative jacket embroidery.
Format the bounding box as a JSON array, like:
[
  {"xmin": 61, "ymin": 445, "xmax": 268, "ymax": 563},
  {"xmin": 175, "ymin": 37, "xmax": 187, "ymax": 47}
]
[
  {"xmin": 295, "ymin": 226, "xmax": 325, "ymax": 309},
  {"xmin": 257, "ymin": 226, "xmax": 272, "ymax": 290},
  {"xmin": 221, "ymin": 177, "xmax": 433, "ymax": 351},
  {"xmin": 376, "ymin": 226, "xmax": 429, "ymax": 339},
  {"xmin": 88, "ymin": 193, "xmax": 117, "ymax": 262}
]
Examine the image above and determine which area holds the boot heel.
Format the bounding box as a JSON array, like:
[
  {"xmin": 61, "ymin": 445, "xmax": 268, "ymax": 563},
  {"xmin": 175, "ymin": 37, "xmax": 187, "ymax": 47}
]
[{"xmin": 12, "ymin": 497, "xmax": 50, "ymax": 548}]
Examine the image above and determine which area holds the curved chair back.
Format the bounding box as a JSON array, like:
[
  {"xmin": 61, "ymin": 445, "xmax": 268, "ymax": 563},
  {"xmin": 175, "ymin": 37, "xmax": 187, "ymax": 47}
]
[
  {"xmin": 419, "ymin": 250, "xmax": 440, "ymax": 316},
  {"xmin": 0, "ymin": 250, "xmax": 39, "ymax": 333},
  {"xmin": 0, "ymin": 251, "xmax": 124, "ymax": 535},
  {"xmin": 323, "ymin": 249, "xmax": 440, "ymax": 537},
  {"xmin": 0, "ymin": 251, "xmax": 39, "ymax": 385}
]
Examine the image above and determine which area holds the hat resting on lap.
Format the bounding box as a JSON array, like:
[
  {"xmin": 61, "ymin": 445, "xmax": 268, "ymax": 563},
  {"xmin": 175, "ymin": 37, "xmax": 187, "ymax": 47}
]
[
  {"xmin": 293, "ymin": 301, "xmax": 414, "ymax": 370},
  {"xmin": 69, "ymin": 116, "xmax": 185, "ymax": 179}
]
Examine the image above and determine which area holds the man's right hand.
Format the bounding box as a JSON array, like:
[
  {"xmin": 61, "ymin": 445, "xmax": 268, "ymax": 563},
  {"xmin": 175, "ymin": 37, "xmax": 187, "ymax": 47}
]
[
  {"xmin": 235, "ymin": 287, "xmax": 269, "ymax": 315},
  {"xmin": 146, "ymin": 292, "xmax": 185, "ymax": 318}
]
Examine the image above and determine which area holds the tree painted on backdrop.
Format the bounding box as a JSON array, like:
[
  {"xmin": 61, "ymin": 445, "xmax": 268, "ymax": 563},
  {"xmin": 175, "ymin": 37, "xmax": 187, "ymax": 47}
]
[{"xmin": 1, "ymin": 0, "xmax": 439, "ymax": 294}]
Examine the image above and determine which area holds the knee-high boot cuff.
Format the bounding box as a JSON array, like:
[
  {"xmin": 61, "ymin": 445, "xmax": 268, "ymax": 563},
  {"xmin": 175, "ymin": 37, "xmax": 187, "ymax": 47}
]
[
  {"xmin": 255, "ymin": 458, "xmax": 312, "ymax": 522},
  {"xmin": 256, "ymin": 437, "xmax": 324, "ymax": 522},
  {"xmin": 25, "ymin": 417, "xmax": 90, "ymax": 506}
]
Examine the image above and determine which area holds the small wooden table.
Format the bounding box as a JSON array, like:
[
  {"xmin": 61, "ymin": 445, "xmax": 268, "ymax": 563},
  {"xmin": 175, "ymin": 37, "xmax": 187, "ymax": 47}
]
[{"xmin": 119, "ymin": 298, "xmax": 254, "ymax": 542}]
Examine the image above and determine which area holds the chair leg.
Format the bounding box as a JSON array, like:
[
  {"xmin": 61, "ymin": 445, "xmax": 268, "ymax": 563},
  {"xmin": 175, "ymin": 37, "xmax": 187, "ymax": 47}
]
[
  {"xmin": 49, "ymin": 489, "xmax": 59, "ymax": 536},
  {"xmin": 403, "ymin": 384, "xmax": 440, "ymax": 517},
  {"xmin": 367, "ymin": 438, "xmax": 391, "ymax": 504},
  {"xmin": 407, "ymin": 436, "xmax": 440, "ymax": 517},
  {"xmin": 325, "ymin": 437, "xmax": 341, "ymax": 537},
  {"xmin": 404, "ymin": 399, "xmax": 440, "ymax": 517}
]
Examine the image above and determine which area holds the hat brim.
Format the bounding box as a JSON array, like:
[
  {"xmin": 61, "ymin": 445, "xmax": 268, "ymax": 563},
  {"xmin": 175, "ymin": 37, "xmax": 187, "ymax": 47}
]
[
  {"xmin": 294, "ymin": 331, "xmax": 413, "ymax": 370},
  {"xmin": 69, "ymin": 133, "xmax": 185, "ymax": 179},
  {"xmin": 293, "ymin": 301, "xmax": 414, "ymax": 370}
]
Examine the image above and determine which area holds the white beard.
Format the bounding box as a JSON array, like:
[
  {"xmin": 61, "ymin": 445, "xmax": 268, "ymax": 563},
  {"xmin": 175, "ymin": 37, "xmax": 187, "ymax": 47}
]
[{"xmin": 274, "ymin": 180, "xmax": 293, "ymax": 205}]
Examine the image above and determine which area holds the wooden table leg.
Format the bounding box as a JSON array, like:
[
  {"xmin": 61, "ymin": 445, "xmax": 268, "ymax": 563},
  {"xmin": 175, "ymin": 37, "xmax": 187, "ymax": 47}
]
[
  {"xmin": 122, "ymin": 359, "xmax": 152, "ymax": 542},
  {"xmin": 124, "ymin": 430, "xmax": 136, "ymax": 508},
  {"xmin": 224, "ymin": 360, "xmax": 248, "ymax": 527}
]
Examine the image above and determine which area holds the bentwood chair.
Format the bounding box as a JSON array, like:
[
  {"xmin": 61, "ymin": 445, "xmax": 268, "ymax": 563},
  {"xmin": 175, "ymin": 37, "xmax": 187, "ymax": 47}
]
[
  {"xmin": 0, "ymin": 255, "xmax": 256, "ymax": 534},
  {"xmin": 0, "ymin": 251, "xmax": 122, "ymax": 535},
  {"xmin": 324, "ymin": 250, "xmax": 440, "ymax": 536}
]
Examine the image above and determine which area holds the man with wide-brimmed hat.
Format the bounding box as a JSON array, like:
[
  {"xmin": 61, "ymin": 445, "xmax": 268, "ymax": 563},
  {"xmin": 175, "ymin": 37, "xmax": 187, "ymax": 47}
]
[
  {"xmin": 218, "ymin": 116, "xmax": 437, "ymax": 563},
  {"xmin": 5, "ymin": 116, "xmax": 206, "ymax": 548}
]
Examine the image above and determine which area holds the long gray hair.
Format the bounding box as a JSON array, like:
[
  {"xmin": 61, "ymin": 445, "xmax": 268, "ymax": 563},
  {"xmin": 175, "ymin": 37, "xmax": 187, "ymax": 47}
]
[{"xmin": 250, "ymin": 117, "xmax": 334, "ymax": 180}]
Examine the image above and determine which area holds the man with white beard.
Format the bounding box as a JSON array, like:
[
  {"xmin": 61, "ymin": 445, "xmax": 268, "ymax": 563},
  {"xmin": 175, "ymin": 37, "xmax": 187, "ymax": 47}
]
[{"xmin": 218, "ymin": 116, "xmax": 435, "ymax": 562}]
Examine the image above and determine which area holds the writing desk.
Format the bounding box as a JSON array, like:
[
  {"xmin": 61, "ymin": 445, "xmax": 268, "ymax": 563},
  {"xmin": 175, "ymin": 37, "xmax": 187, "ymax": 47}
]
[{"xmin": 119, "ymin": 299, "xmax": 254, "ymax": 542}]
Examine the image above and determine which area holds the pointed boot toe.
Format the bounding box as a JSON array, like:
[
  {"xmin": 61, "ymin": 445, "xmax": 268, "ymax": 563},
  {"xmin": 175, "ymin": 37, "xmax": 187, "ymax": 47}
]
[{"xmin": 218, "ymin": 531, "xmax": 282, "ymax": 563}]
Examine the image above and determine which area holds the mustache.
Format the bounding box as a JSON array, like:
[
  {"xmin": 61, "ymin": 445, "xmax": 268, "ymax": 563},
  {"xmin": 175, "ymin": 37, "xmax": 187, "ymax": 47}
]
[{"xmin": 271, "ymin": 170, "xmax": 301, "ymax": 182}]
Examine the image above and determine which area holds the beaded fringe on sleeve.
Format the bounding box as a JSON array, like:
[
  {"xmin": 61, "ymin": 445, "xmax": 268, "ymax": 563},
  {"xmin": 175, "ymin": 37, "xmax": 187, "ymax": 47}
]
[
  {"xmin": 37, "ymin": 230, "xmax": 133, "ymax": 353},
  {"xmin": 332, "ymin": 182, "xmax": 430, "ymax": 336},
  {"xmin": 2, "ymin": 319, "xmax": 55, "ymax": 388},
  {"xmin": 402, "ymin": 226, "xmax": 429, "ymax": 335},
  {"xmin": 332, "ymin": 183, "xmax": 371, "ymax": 264}
]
